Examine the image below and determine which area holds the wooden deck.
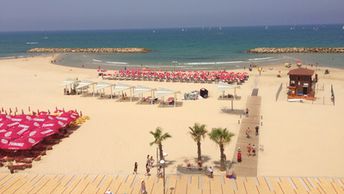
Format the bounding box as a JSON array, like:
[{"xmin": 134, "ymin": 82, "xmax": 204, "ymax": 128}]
[{"xmin": 0, "ymin": 173, "xmax": 342, "ymax": 194}]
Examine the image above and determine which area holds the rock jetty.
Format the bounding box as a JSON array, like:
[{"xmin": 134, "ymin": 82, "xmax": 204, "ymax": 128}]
[
  {"xmin": 27, "ymin": 48, "xmax": 151, "ymax": 53},
  {"xmin": 248, "ymin": 47, "xmax": 344, "ymax": 54}
]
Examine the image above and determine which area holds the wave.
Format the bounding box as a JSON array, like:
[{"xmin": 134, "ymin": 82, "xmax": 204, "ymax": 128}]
[
  {"xmin": 92, "ymin": 59, "xmax": 102, "ymax": 62},
  {"xmin": 248, "ymin": 57, "xmax": 274, "ymax": 61},
  {"xmin": 185, "ymin": 61, "xmax": 246, "ymax": 65},
  {"xmin": 26, "ymin": 42, "xmax": 39, "ymax": 45},
  {"xmin": 106, "ymin": 61, "xmax": 128, "ymax": 65}
]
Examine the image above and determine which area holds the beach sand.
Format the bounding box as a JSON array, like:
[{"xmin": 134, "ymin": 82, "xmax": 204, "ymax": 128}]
[
  {"xmin": 1, "ymin": 56, "xmax": 344, "ymax": 177},
  {"xmin": 257, "ymin": 64, "xmax": 344, "ymax": 177},
  {"xmin": 0, "ymin": 56, "xmax": 251, "ymax": 175}
]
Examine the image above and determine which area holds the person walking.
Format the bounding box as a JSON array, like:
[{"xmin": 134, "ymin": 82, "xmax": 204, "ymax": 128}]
[
  {"xmin": 145, "ymin": 163, "xmax": 151, "ymax": 176},
  {"xmin": 247, "ymin": 143, "xmax": 252, "ymax": 156},
  {"xmin": 246, "ymin": 127, "xmax": 251, "ymax": 138},
  {"xmin": 255, "ymin": 126, "xmax": 259, "ymax": 136},
  {"xmin": 252, "ymin": 144, "xmax": 256, "ymax": 156},
  {"xmin": 133, "ymin": 162, "xmax": 138, "ymax": 174},
  {"xmin": 237, "ymin": 148, "xmax": 242, "ymax": 162},
  {"xmin": 141, "ymin": 180, "xmax": 147, "ymax": 194}
]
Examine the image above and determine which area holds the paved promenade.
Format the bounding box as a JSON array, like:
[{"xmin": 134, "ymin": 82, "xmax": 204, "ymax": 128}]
[{"xmin": 232, "ymin": 89, "xmax": 261, "ymax": 177}]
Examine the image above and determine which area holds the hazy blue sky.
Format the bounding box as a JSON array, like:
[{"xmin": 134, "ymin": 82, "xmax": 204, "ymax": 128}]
[{"xmin": 0, "ymin": 0, "xmax": 343, "ymax": 31}]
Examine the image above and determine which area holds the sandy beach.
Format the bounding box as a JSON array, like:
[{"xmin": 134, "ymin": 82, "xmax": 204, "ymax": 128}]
[
  {"xmin": 0, "ymin": 56, "xmax": 251, "ymax": 175},
  {"xmin": 0, "ymin": 56, "xmax": 344, "ymax": 177}
]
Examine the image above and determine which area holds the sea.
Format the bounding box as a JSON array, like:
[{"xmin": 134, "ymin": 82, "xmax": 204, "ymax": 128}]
[{"xmin": 0, "ymin": 24, "xmax": 344, "ymax": 70}]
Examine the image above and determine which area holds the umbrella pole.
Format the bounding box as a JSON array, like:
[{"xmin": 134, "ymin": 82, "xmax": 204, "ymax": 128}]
[
  {"xmin": 111, "ymin": 86, "xmax": 113, "ymax": 99},
  {"xmin": 130, "ymin": 88, "xmax": 133, "ymax": 102},
  {"xmin": 174, "ymin": 93, "xmax": 176, "ymax": 107}
]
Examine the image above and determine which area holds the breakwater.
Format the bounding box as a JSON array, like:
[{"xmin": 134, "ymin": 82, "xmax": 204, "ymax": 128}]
[
  {"xmin": 27, "ymin": 48, "xmax": 151, "ymax": 53},
  {"xmin": 248, "ymin": 47, "xmax": 344, "ymax": 54}
]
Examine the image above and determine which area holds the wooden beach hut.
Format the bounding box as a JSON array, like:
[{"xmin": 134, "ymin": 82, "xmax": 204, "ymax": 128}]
[{"xmin": 287, "ymin": 68, "xmax": 315, "ymax": 100}]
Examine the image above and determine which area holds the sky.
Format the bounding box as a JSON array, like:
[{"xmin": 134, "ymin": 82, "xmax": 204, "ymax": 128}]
[{"xmin": 0, "ymin": 0, "xmax": 343, "ymax": 31}]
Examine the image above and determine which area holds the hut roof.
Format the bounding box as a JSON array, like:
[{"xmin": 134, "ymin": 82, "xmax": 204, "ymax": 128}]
[{"xmin": 288, "ymin": 68, "xmax": 314, "ymax": 76}]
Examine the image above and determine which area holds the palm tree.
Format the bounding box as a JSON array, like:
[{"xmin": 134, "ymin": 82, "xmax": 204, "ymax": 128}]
[
  {"xmin": 150, "ymin": 127, "xmax": 172, "ymax": 161},
  {"xmin": 189, "ymin": 123, "xmax": 207, "ymax": 162},
  {"xmin": 208, "ymin": 128, "xmax": 235, "ymax": 170}
]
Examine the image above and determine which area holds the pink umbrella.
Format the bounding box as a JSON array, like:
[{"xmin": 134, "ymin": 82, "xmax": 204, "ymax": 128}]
[
  {"xmin": 41, "ymin": 120, "xmax": 62, "ymax": 132},
  {"xmin": 0, "ymin": 130, "xmax": 21, "ymax": 141},
  {"xmin": 0, "ymin": 138, "xmax": 9, "ymax": 149},
  {"xmin": 5, "ymin": 135, "xmax": 44, "ymax": 150},
  {"xmin": 37, "ymin": 128, "xmax": 57, "ymax": 138}
]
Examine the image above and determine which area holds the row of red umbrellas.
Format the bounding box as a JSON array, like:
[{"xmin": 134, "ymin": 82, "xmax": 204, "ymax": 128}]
[
  {"xmin": 0, "ymin": 110, "xmax": 79, "ymax": 150},
  {"xmin": 98, "ymin": 68, "xmax": 249, "ymax": 82}
]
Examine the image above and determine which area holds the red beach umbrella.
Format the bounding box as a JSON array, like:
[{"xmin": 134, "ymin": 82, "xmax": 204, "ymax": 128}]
[
  {"xmin": 5, "ymin": 135, "xmax": 43, "ymax": 150},
  {"xmin": 0, "ymin": 130, "xmax": 21, "ymax": 141}
]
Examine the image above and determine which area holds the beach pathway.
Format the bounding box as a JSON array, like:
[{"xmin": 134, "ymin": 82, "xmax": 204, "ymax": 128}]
[{"xmin": 232, "ymin": 88, "xmax": 261, "ymax": 176}]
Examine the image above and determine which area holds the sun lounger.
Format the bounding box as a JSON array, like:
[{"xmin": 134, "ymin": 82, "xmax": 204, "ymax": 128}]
[{"xmin": 8, "ymin": 163, "xmax": 32, "ymax": 173}]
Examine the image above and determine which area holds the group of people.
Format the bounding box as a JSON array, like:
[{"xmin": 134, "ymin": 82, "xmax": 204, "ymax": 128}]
[
  {"xmin": 247, "ymin": 144, "xmax": 257, "ymax": 156},
  {"xmin": 235, "ymin": 143, "xmax": 257, "ymax": 163},
  {"xmin": 145, "ymin": 155, "xmax": 155, "ymax": 176},
  {"xmin": 132, "ymin": 155, "xmax": 155, "ymax": 176},
  {"xmin": 245, "ymin": 126, "xmax": 259, "ymax": 139}
]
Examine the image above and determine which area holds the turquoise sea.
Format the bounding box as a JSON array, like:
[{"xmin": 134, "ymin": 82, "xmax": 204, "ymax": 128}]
[{"xmin": 0, "ymin": 25, "xmax": 344, "ymax": 70}]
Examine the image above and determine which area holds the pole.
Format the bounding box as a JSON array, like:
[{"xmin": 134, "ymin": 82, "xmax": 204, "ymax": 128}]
[
  {"xmin": 163, "ymin": 163, "xmax": 166, "ymax": 194},
  {"xmin": 111, "ymin": 86, "xmax": 113, "ymax": 99},
  {"xmin": 156, "ymin": 148, "xmax": 159, "ymax": 167}
]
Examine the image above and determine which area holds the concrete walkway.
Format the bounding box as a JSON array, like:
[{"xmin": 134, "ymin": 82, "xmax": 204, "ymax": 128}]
[{"xmin": 232, "ymin": 89, "xmax": 261, "ymax": 176}]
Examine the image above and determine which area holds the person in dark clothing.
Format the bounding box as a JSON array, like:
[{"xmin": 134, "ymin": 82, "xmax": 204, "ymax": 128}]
[{"xmin": 255, "ymin": 126, "xmax": 259, "ymax": 136}]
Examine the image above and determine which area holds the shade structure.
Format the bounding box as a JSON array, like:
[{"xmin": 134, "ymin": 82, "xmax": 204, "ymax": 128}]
[
  {"xmin": 112, "ymin": 83, "xmax": 134, "ymax": 93},
  {"xmin": 217, "ymin": 82, "xmax": 240, "ymax": 92},
  {"xmin": 155, "ymin": 88, "xmax": 180, "ymax": 107},
  {"xmin": 112, "ymin": 83, "xmax": 134, "ymax": 101},
  {"xmin": 95, "ymin": 82, "xmax": 113, "ymax": 91},
  {"xmin": 133, "ymin": 85, "xmax": 154, "ymax": 97},
  {"xmin": 76, "ymin": 80, "xmax": 96, "ymax": 95},
  {"xmin": 76, "ymin": 80, "xmax": 95, "ymax": 89},
  {"xmin": 155, "ymin": 88, "xmax": 175, "ymax": 98},
  {"xmin": 95, "ymin": 82, "xmax": 114, "ymax": 98},
  {"xmin": 63, "ymin": 79, "xmax": 80, "ymax": 87}
]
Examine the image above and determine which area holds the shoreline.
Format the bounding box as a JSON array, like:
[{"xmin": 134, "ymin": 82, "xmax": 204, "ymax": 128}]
[
  {"xmin": 2, "ymin": 54, "xmax": 343, "ymax": 72},
  {"xmin": 27, "ymin": 47, "xmax": 151, "ymax": 53},
  {"xmin": 248, "ymin": 47, "xmax": 344, "ymax": 54}
]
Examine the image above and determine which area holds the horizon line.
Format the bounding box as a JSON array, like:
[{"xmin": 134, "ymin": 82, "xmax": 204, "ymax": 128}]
[{"xmin": 0, "ymin": 23, "xmax": 343, "ymax": 33}]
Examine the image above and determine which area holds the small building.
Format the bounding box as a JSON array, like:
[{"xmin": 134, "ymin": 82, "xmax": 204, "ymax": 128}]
[{"xmin": 287, "ymin": 68, "xmax": 316, "ymax": 100}]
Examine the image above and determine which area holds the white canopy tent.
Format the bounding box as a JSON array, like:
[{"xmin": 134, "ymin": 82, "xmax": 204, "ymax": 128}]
[
  {"xmin": 63, "ymin": 79, "xmax": 80, "ymax": 89},
  {"xmin": 112, "ymin": 83, "xmax": 135, "ymax": 101},
  {"xmin": 95, "ymin": 82, "xmax": 114, "ymax": 98},
  {"xmin": 218, "ymin": 82, "xmax": 240, "ymax": 110},
  {"xmin": 76, "ymin": 80, "xmax": 96, "ymax": 95},
  {"xmin": 134, "ymin": 85, "xmax": 156, "ymax": 104},
  {"xmin": 133, "ymin": 85, "xmax": 155, "ymax": 97},
  {"xmin": 218, "ymin": 82, "xmax": 240, "ymax": 98},
  {"xmin": 155, "ymin": 88, "xmax": 180, "ymax": 107}
]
